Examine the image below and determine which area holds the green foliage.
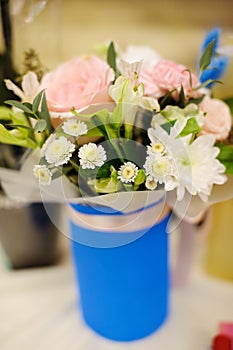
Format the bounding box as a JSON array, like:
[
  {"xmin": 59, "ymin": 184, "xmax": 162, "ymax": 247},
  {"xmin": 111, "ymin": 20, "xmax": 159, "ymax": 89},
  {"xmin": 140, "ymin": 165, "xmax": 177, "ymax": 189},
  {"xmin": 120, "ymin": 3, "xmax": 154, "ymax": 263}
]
[
  {"xmin": 223, "ymin": 98, "xmax": 233, "ymax": 116},
  {"xmin": 199, "ymin": 39, "xmax": 215, "ymax": 73},
  {"xmin": 5, "ymin": 100, "xmax": 33, "ymax": 114},
  {"xmin": 216, "ymin": 143, "xmax": 233, "ymax": 174},
  {"xmin": 134, "ymin": 169, "xmax": 146, "ymax": 190},
  {"xmin": 179, "ymin": 117, "xmax": 201, "ymax": 137},
  {"xmin": 0, "ymin": 124, "xmax": 36, "ymax": 149},
  {"xmin": 34, "ymin": 119, "xmax": 47, "ymax": 132},
  {"xmin": 107, "ymin": 41, "xmax": 120, "ymax": 78},
  {"xmin": 0, "ymin": 91, "xmax": 54, "ymax": 149},
  {"xmin": 0, "ymin": 106, "xmax": 13, "ymax": 120},
  {"xmin": 39, "ymin": 92, "xmax": 53, "ymax": 133}
]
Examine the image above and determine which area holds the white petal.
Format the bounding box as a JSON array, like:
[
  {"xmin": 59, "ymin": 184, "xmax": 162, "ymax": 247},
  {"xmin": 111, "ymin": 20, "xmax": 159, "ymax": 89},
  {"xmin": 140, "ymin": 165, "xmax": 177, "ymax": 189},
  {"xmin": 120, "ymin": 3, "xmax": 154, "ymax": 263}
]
[
  {"xmin": 22, "ymin": 71, "xmax": 40, "ymax": 99},
  {"xmin": 4, "ymin": 79, "xmax": 25, "ymax": 100},
  {"xmin": 177, "ymin": 185, "xmax": 185, "ymax": 201}
]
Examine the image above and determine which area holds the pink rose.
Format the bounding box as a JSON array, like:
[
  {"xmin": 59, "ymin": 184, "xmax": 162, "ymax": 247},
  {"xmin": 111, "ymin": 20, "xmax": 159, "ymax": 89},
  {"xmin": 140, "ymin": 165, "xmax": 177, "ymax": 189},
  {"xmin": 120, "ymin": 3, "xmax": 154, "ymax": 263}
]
[
  {"xmin": 199, "ymin": 96, "xmax": 232, "ymax": 141},
  {"xmin": 140, "ymin": 59, "xmax": 200, "ymax": 99},
  {"xmin": 41, "ymin": 55, "xmax": 114, "ymax": 113}
]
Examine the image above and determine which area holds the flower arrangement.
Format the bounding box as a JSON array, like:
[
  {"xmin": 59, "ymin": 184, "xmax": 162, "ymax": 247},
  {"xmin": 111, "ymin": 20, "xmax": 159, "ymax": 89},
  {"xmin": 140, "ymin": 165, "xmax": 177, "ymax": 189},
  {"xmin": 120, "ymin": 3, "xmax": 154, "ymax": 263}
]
[{"xmin": 0, "ymin": 33, "xmax": 232, "ymax": 217}]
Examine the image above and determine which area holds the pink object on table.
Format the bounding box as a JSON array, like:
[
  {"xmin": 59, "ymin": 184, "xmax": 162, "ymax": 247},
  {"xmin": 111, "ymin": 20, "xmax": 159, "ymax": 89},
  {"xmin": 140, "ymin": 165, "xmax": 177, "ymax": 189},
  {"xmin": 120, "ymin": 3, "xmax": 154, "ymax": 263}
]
[
  {"xmin": 219, "ymin": 322, "xmax": 233, "ymax": 339},
  {"xmin": 212, "ymin": 334, "xmax": 232, "ymax": 350},
  {"xmin": 219, "ymin": 322, "xmax": 233, "ymax": 349}
]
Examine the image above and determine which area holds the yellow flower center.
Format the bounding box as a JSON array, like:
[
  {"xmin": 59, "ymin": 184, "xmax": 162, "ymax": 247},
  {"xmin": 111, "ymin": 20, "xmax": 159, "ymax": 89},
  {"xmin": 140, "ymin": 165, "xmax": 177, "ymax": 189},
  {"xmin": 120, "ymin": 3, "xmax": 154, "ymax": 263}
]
[
  {"xmin": 122, "ymin": 167, "xmax": 134, "ymax": 179},
  {"xmin": 152, "ymin": 142, "xmax": 165, "ymax": 154},
  {"xmin": 86, "ymin": 149, "xmax": 97, "ymax": 161},
  {"xmin": 152, "ymin": 159, "xmax": 168, "ymax": 175}
]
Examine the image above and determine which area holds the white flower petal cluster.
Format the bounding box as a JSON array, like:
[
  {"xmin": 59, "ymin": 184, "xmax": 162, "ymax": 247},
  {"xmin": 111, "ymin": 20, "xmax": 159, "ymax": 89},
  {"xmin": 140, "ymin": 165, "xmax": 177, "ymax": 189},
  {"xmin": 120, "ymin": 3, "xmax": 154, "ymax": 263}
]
[
  {"xmin": 44, "ymin": 136, "xmax": 75, "ymax": 166},
  {"xmin": 33, "ymin": 165, "xmax": 52, "ymax": 185},
  {"xmin": 5, "ymin": 71, "xmax": 40, "ymax": 103},
  {"xmin": 109, "ymin": 75, "xmax": 159, "ymax": 111},
  {"xmin": 62, "ymin": 119, "xmax": 88, "ymax": 137},
  {"xmin": 78, "ymin": 143, "xmax": 106, "ymax": 169},
  {"xmin": 144, "ymin": 154, "xmax": 175, "ymax": 184},
  {"xmin": 120, "ymin": 45, "xmax": 160, "ymax": 70},
  {"xmin": 117, "ymin": 162, "xmax": 139, "ymax": 183},
  {"xmin": 145, "ymin": 177, "xmax": 158, "ymax": 190},
  {"xmin": 109, "ymin": 73, "xmax": 159, "ymax": 126},
  {"xmin": 118, "ymin": 59, "xmax": 142, "ymax": 85},
  {"xmin": 146, "ymin": 120, "xmax": 227, "ymax": 201}
]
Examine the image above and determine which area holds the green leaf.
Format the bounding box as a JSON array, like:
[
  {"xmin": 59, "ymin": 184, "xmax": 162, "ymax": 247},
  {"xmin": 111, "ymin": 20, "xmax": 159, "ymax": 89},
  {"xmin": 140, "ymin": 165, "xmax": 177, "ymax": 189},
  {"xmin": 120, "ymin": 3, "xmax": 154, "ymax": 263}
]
[
  {"xmin": 179, "ymin": 117, "xmax": 201, "ymax": 137},
  {"xmin": 85, "ymin": 126, "xmax": 103, "ymax": 138},
  {"xmin": 223, "ymin": 98, "xmax": 233, "ymax": 116},
  {"xmin": 52, "ymin": 170, "xmax": 63, "ymax": 180},
  {"xmin": 91, "ymin": 109, "xmax": 111, "ymax": 139},
  {"xmin": 187, "ymin": 94, "xmax": 205, "ymax": 105},
  {"xmin": 94, "ymin": 177, "xmax": 121, "ymax": 193},
  {"xmin": 107, "ymin": 41, "xmax": 120, "ymax": 78},
  {"xmin": 69, "ymin": 159, "xmax": 80, "ymax": 173},
  {"xmin": 9, "ymin": 112, "xmax": 33, "ymax": 138},
  {"xmin": 178, "ymin": 85, "xmax": 185, "ymax": 108},
  {"xmin": 8, "ymin": 124, "xmax": 33, "ymax": 131},
  {"xmin": 0, "ymin": 124, "xmax": 36, "ymax": 149},
  {"xmin": 92, "ymin": 115, "xmax": 109, "ymax": 139},
  {"xmin": 134, "ymin": 169, "xmax": 146, "ymax": 186},
  {"xmin": 199, "ymin": 39, "xmax": 215, "ymax": 72},
  {"xmin": 107, "ymin": 41, "xmax": 117, "ymax": 72},
  {"xmin": 39, "ymin": 92, "xmax": 53, "ymax": 133},
  {"xmin": 216, "ymin": 143, "xmax": 233, "ymax": 174},
  {"xmin": 159, "ymin": 89, "xmax": 176, "ymax": 109},
  {"xmin": 32, "ymin": 89, "xmax": 44, "ymax": 113},
  {"xmin": 34, "ymin": 119, "xmax": 47, "ymax": 132},
  {"xmin": 0, "ymin": 106, "xmax": 13, "ymax": 120},
  {"xmin": 108, "ymin": 103, "xmax": 123, "ymax": 130},
  {"xmin": 5, "ymin": 100, "xmax": 33, "ymax": 114}
]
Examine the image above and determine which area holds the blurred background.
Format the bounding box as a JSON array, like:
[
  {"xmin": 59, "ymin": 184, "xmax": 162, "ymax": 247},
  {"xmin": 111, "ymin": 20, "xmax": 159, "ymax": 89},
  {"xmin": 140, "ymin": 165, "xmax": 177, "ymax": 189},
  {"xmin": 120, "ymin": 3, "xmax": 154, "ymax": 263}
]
[{"xmin": 7, "ymin": 0, "xmax": 233, "ymax": 70}]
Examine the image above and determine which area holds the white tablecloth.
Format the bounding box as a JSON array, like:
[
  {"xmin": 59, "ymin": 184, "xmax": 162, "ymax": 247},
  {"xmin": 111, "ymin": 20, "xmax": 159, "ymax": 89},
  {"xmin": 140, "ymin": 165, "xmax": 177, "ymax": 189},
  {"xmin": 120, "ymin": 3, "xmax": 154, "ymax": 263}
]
[{"xmin": 0, "ymin": 235, "xmax": 233, "ymax": 350}]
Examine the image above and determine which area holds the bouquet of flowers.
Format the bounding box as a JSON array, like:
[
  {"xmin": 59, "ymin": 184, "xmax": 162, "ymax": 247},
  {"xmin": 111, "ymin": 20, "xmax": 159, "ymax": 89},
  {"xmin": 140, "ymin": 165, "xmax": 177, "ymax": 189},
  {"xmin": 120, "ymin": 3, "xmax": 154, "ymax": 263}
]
[{"xmin": 0, "ymin": 31, "xmax": 232, "ymax": 222}]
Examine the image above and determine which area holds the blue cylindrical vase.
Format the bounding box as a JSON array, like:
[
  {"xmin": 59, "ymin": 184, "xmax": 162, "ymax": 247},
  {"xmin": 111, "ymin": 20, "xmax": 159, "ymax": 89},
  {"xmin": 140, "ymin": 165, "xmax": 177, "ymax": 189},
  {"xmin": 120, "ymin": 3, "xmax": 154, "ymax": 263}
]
[{"xmin": 69, "ymin": 202, "xmax": 170, "ymax": 342}]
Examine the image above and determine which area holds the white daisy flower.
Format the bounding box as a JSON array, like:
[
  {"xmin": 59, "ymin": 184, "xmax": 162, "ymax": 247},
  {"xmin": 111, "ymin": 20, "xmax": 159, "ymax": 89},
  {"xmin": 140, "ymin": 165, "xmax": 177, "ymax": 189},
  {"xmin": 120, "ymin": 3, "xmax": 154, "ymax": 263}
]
[
  {"xmin": 78, "ymin": 143, "xmax": 106, "ymax": 169},
  {"xmin": 117, "ymin": 162, "xmax": 139, "ymax": 183},
  {"xmin": 45, "ymin": 136, "xmax": 75, "ymax": 166},
  {"xmin": 147, "ymin": 142, "xmax": 166, "ymax": 156},
  {"xmin": 145, "ymin": 177, "xmax": 158, "ymax": 190},
  {"xmin": 33, "ymin": 165, "xmax": 52, "ymax": 185},
  {"xmin": 144, "ymin": 154, "xmax": 174, "ymax": 184},
  {"xmin": 40, "ymin": 134, "xmax": 56, "ymax": 157},
  {"xmin": 62, "ymin": 119, "xmax": 88, "ymax": 137}
]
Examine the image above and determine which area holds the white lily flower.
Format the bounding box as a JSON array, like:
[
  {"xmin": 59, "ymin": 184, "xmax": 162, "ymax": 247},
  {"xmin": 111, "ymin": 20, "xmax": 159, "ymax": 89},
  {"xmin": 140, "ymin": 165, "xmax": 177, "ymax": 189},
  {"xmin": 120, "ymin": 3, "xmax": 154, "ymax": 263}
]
[
  {"xmin": 148, "ymin": 121, "xmax": 227, "ymax": 201},
  {"xmin": 109, "ymin": 76, "xmax": 159, "ymax": 126},
  {"xmin": 118, "ymin": 59, "xmax": 142, "ymax": 85},
  {"xmin": 5, "ymin": 71, "xmax": 40, "ymax": 103},
  {"xmin": 120, "ymin": 45, "xmax": 160, "ymax": 70}
]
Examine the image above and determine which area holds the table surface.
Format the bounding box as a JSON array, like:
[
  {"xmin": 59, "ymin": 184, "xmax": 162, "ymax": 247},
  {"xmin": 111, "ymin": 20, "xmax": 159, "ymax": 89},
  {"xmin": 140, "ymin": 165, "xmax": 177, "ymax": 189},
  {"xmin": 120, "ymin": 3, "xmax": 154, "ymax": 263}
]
[{"xmin": 0, "ymin": 234, "xmax": 233, "ymax": 350}]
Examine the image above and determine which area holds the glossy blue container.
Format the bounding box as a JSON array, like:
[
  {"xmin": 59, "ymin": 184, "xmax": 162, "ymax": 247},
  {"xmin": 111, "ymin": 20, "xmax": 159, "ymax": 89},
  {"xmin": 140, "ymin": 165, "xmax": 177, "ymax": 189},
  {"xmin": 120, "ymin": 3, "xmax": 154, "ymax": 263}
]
[{"xmin": 70, "ymin": 203, "xmax": 170, "ymax": 342}]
